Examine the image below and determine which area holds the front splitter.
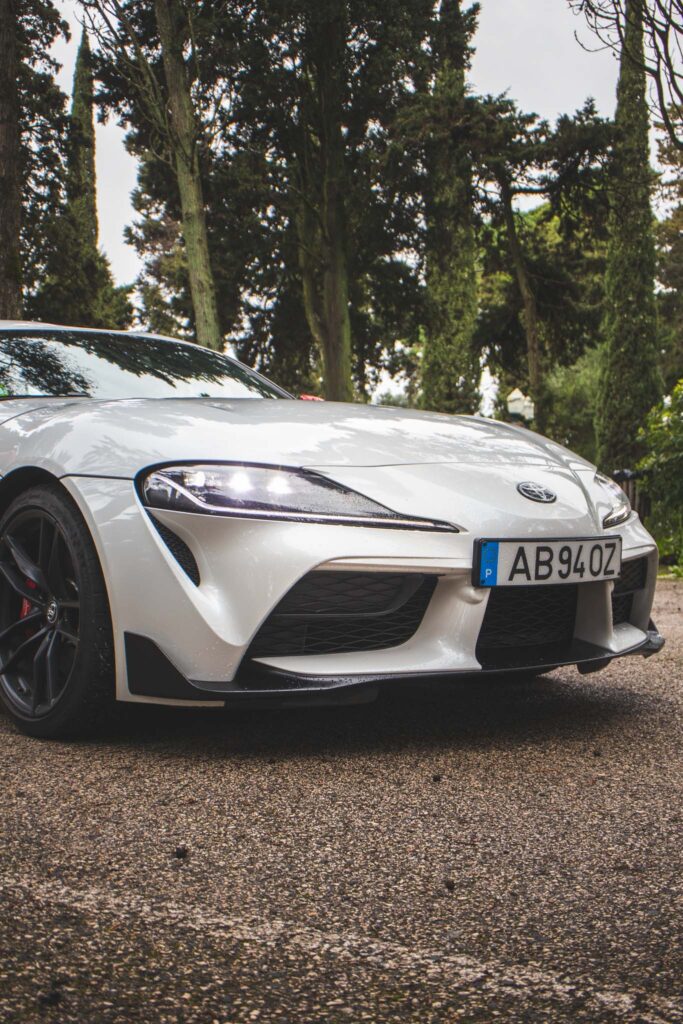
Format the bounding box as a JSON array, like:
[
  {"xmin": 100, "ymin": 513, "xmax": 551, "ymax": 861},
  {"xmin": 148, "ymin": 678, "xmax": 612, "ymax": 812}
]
[{"xmin": 124, "ymin": 625, "xmax": 664, "ymax": 708}]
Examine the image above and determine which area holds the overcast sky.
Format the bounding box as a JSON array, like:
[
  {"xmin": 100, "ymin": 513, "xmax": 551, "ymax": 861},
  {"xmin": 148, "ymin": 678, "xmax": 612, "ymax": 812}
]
[{"xmin": 52, "ymin": 0, "xmax": 620, "ymax": 286}]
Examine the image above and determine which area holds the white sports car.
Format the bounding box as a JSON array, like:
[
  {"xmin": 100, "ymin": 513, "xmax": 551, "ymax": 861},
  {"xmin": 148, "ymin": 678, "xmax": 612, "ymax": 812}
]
[{"xmin": 0, "ymin": 322, "xmax": 664, "ymax": 737}]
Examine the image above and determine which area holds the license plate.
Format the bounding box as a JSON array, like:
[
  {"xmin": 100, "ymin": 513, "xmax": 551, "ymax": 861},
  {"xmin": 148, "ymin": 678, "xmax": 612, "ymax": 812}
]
[{"xmin": 474, "ymin": 537, "xmax": 622, "ymax": 587}]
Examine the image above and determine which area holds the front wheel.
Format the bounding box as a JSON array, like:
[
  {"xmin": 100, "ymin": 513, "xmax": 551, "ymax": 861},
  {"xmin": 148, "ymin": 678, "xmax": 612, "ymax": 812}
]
[{"xmin": 0, "ymin": 484, "xmax": 114, "ymax": 738}]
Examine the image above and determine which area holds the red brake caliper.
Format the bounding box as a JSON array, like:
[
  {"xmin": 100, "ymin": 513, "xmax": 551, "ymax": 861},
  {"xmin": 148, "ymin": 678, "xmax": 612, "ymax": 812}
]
[{"xmin": 20, "ymin": 579, "xmax": 37, "ymax": 620}]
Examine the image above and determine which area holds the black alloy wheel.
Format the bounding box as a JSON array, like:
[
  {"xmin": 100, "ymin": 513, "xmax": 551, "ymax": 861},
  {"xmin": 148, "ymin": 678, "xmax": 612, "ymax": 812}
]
[
  {"xmin": 0, "ymin": 509, "xmax": 80, "ymax": 717},
  {"xmin": 0, "ymin": 485, "xmax": 114, "ymax": 738}
]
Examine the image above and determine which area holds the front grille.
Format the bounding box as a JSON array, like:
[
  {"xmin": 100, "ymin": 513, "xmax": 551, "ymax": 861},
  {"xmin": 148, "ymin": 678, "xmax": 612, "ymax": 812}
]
[
  {"xmin": 476, "ymin": 584, "xmax": 578, "ymax": 669},
  {"xmin": 612, "ymin": 556, "xmax": 648, "ymax": 626},
  {"xmin": 248, "ymin": 572, "xmax": 437, "ymax": 658},
  {"xmin": 614, "ymin": 556, "xmax": 648, "ymax": 595},
  {"xmin": 612, "ymin": 594, "xmax": 633, "ymax": 625}
]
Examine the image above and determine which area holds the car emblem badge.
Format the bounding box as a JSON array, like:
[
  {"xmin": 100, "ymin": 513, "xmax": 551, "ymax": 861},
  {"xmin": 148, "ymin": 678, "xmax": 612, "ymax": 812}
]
[
  {"xmin": 46, "ymin": 599, "xmax": 58, "ymax": 624},
  {"xmin": 516, "ymin": 481, "xmax": 557, "ymax": 503}
]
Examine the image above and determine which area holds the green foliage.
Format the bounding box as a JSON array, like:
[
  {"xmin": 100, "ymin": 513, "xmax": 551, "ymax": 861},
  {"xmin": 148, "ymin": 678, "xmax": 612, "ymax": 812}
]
[
  {"xmin": 470, "ymin": 95, "xmax": 612, "ymax": 432},
  {"xmin": 419, "ymin": 0, "xmax": 480, "ymax": 414},
  {"xmin": 638, "ymin": 379, "xmax": 683, "ymax": 565},
  {"xmin": 476, "ymin": 195, "xmax": 609, "ymax": 401},
  {"xmin": 28, "ymin": 31, "xmax": 131, "ymax": 328},
  {"xmin": 656, "ymin": 121, "xmax": 683, "ymax": 392},
  {"xmin": 104, "ymin": 4, "xmax": 320, "ymax": 371},
  {"xmin": 94, "ymin": 0, "xmax": 433, "ymax": 395},
  {"xmin": 16, "ymin": 0, "xmax": 70, "ymax": 303},
  {"xmin": 595, "ymin": 0, "xmax": 662, "ymax": 471},
  {"xmin": 1, "ymin": 0, "xmax": 23, "ymax": 317},
  {"xmin": 545, "ymin": 344, "xmax": 603, "ymax": 463},
  {"xmin": 236, "ymin": 0, "xmax": 435, "ymax": 398},
  {"xmin": 376, "ymin": 390, "xmax": 412, "ymax": 409},
  {"xmin": 30, "ymin": 214, "xmax": 132, "ymax": 328},
  {"xmin": 68, "ymin": 30, "xmax": 97, "ymax": 250},
  {"xmin": 57, "ymin": 0, "xmax": 668, "ymax": 447}
]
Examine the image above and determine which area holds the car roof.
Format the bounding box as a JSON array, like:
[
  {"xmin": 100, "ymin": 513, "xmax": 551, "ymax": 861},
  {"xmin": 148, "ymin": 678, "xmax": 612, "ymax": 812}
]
[
  {"xmin": 1, "ymin": 319, "xmax": 152, "ymax": 335},
  {"xmin": 0, "ymin": 320, "xmax": 64, "ymax": 330},
  {"xmin": 0, "ymin": 320, "xmax": 183, "ymax": 346}
]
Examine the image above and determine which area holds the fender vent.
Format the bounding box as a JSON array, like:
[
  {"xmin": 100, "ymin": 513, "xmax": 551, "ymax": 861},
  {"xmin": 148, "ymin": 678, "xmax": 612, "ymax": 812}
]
[{"xmin": 150, "ymin": 517, "xmax": 200, "ymax": 587}]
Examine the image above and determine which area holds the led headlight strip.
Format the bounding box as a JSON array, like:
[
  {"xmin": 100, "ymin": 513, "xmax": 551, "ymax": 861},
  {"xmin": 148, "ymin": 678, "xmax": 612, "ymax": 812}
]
[
  {"xmin": 595, "ymin": 473, "xmax": 632, "ymax": 528},
  {"xmin": 139, "ymin": 463, "xmax": 458, "ymax": 532}
]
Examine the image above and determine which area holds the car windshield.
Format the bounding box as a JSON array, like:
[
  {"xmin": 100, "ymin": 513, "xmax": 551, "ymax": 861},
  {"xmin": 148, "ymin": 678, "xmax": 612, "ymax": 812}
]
[{"xmin": 0, "ymin": 330, "xmax": 290, "ymax": 401}]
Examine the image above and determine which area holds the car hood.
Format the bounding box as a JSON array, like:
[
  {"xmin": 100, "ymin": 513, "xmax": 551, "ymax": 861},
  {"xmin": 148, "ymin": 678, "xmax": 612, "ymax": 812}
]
[
  {"xmin": 1, "ymin": 397, "xmax": 607, "ymax": 534},
  {"xmin": 0, "ymin": 397, "xmax": 592, "ymax": 475}
]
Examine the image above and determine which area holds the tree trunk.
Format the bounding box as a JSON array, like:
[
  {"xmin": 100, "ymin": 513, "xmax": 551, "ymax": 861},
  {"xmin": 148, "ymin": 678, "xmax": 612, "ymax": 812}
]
[
  {"xmin": 319, "ymin": 115, "xmax": 353, "ymax": 402},
  {"xmin": 296, "ymin": 190, "xmax": 353, "ymax": 402},
  {"xmin": 297, "ymin": 197, "xmax": 326, "ymax": 376},
  {"xmin": 154, "ymin": 0, "xmax": 221, "ymax": 350},
  {"xmin": 320, "ymin": 249, "xmax": 353, "ymax": 402},
  {"xmin": 0, "ymin": 0, "xmax": 22, "ymax": 319},
  {"xmin": 499, "ymin": 177, "xmax": 546, "ymax": 432},
  {"xmin": 294, "ymin": 8, "xmax": 354, "ymax": 402}
]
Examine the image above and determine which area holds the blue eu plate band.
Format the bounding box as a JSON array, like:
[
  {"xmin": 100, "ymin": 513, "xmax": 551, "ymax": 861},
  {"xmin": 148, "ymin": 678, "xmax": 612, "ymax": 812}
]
[{"xmin": 478, "ymin": 541, "xmax": 499, "ymax": 587}]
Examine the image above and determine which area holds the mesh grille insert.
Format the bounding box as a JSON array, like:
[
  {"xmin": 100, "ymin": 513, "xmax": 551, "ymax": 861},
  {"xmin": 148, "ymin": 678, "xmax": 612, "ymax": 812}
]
[
  {"xmin": 150, "ymin": 517, "xmax": 200, "ymax": 586},
  {"xmin": 612, "ymin": 556, "xmax": 647, "ymax": 626},
  {"xmin": 614, "ymin": 557, "xmax": 648, "ymax": 596},
  {"xmin": 248, "ymin": 572, "xmax": 437, "ymax": 658},
  {"xmin": 612, "ymin": 594, "xmax": 634, "ymax": 626},
  {"xmin": 476, "ymin": 584, "xmax": 578, "ymax": 669}
]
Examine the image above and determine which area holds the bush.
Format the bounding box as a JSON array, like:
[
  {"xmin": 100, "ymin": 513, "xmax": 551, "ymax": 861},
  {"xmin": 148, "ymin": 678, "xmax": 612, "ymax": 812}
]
[
  {"xmin": 545, "ymin": 346, "xmax": 603, "ymax": 464},
  {"xmin": 638, "ymin": 379, "xmax": 683, "ymax": 566}
]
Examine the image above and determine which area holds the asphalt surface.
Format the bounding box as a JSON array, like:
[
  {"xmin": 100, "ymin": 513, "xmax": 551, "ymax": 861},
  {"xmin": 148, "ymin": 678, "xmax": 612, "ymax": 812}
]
[{"xmin": 0, "ymin": 582, "xmax": 682, "ymax": 1023}]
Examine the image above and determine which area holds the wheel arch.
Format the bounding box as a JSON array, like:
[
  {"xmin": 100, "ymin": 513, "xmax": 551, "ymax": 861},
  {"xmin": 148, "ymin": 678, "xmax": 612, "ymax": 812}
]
[
  {"xmin": 0, "ymin": 469, "xmax": 118, "ymax": 735},
  {"xmin": 0, "ymin": 466, "xmax": 70, "ymax": 515},
  {"xmin": 0, "ymin": 467, "xmax": 116, "ymax": 647}
]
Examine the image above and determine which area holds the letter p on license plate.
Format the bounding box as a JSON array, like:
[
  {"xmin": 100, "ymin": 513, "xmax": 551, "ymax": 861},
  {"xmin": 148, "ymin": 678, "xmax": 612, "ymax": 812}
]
[{"xmin": 475, "ymin": 537, "xmax": 622, "ymax": 587}]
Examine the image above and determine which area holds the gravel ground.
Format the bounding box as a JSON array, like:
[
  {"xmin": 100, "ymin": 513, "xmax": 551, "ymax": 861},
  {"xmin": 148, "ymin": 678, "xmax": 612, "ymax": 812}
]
[{"xmin": 0, "ymin": 581, "xmax": 681, "ymax": 1023}]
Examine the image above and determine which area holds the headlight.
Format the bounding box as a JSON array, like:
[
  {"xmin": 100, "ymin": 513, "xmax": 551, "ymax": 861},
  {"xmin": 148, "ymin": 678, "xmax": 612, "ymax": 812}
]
[
  {"xmin": 139, "ymin": 463, "xmax": 456, "ymax": 532},
  {"xmin": 595, "ymin": 473, "xmax": 631, "ymax": 528}
]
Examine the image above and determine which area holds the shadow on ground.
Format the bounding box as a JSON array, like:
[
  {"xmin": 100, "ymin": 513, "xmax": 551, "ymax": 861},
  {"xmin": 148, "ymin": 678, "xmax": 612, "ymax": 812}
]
[{"xmin": 70, "ymin": 665, "xmax": 661, "ymax": 762}]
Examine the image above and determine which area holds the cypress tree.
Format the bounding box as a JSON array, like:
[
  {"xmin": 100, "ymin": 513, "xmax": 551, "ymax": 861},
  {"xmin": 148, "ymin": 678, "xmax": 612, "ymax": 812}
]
[
  {"xmin": 31, "ymin": 30, "xmax": 131, "ymax": 328},
  {"xmin": 68, "ymin": 30, "xmax": 98, "ymax": 258},
  {"xmin": 0, "ymin": 0, "xmax": 22, "ymax": 318},
  {"xmin": 595, "ymin": 0, "xmax": 662, "ymax": 470},
  {"xmin": 421, "ymin": 0, "xmax": 480, "ymax": 415}
]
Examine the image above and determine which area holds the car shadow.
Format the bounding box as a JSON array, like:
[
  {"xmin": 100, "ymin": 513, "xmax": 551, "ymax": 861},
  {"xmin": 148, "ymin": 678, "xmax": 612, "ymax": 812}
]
[{"xmin": 84, "ymin": 665, "xmax": 659, "ymax": 761}]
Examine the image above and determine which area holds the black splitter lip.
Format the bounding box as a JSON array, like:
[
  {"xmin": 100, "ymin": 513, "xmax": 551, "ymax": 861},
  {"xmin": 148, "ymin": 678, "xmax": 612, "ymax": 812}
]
[{"xmin": 124, "ymin": 623, "xmax": 665, "ymax": 709}]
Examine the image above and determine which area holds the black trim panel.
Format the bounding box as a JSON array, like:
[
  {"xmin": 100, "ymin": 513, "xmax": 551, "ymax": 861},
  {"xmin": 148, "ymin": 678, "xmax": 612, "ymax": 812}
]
[{"xmin": 125, "ymin": 633, "xmax": 224, "ymax": 701}]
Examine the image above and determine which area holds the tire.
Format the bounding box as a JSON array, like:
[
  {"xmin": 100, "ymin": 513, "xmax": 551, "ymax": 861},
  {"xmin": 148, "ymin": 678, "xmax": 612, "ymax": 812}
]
[{"xmin": 0, "ymin": 484, "xmax": 114, "ymax": 738}]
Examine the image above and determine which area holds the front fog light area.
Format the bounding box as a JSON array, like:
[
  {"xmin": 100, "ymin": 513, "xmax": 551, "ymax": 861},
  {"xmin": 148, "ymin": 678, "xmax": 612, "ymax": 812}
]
[{"xmin": 139, "ymin": 463, "xmax": 456, "ymax": 531}]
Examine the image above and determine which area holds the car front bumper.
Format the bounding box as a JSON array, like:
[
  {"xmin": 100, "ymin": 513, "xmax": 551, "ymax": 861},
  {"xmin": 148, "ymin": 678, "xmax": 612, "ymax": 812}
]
[
  {"xmin": 64, "ymin": 476, "xmax": 663, "ymax": 707},
  {"xmin": 122, "ymin": 621, "xmax": 666, "ymax": 708}
]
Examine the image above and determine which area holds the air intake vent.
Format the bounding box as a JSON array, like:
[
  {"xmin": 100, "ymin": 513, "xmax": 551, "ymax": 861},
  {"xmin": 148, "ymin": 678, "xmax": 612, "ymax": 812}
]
[
  {"xmin": 248, "ymin": 571, "xmax": 436, "ymax": 658},
  {"xmin": 476, "ymin": 584, "xmax": 578, "ymax": 669},
  {"xmin": 612, "ymin": 556, "xmax": 648, "ymax": 626},
  {"xmin": 150, "ymin": 517, "xmax": 200, "ymax": 586}
]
